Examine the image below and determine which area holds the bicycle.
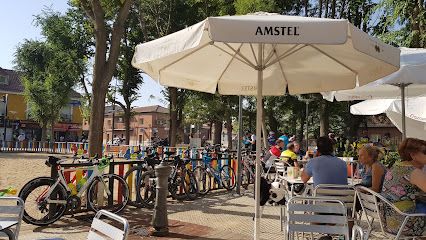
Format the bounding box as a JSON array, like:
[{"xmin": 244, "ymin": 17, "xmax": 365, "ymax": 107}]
[
  {"xmin": 137, "ymin": 151, "xmax": 198, "ymax": 208},
  {"xmin": 18, "ymin": 155, "xmax": 129, "ymax": 226},
  {"xmin": 123, "ymin": 148, "xmax": 160, "ymax": 208},
  {"xmin": 241, "ymin": 150, "xmax": 256, "ymax": 189},
  {"xmin": 193, "ymin": 146, "xmax": 236, "ymax": 195}
]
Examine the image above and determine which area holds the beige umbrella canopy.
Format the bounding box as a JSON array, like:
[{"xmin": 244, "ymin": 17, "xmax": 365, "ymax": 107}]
[{"xmin": 132, "ymin": 13, "xmax": 400, "ymax": 239}]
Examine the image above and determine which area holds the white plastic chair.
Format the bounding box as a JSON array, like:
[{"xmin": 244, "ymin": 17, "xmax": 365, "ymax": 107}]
[
  {"xmin": 355, "ymin": 186, "xmax": 426, "ymax": 239},
  {"xmin": 87, "ymin": 210, "xmax": 129, "ymax": 240},
  {"xmin": 286, "ymin": 196, "xmax": 350, "ymax": 240},
  {"xmin": 314, "ymin": 184, "xmax": 357, "ymax": 220},
  {"xmin": 0, "ymin": 197, "xmax": 24, "ymax": 240}
]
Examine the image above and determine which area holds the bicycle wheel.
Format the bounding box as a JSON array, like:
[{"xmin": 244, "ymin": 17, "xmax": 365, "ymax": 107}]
[
  {"xmin": 123, "ymin": 165, "xmax": 146, "ymax": 208},
  {"xmin": 136, "ymin": 170, "xmax": 156, "ymax": 209},
  {"xmin": 184, "ymin": 169, "xmax": 198, "ymax": 200},
  {"xmin": 19, "ymin": 177, "xmax": 68, "ymax": 226},
  {"xmin": 87, "ymin": 174, "xmax": 129, "ymax": 213},
  {"xmin": 169, "ymin": 168, "xmax": 189, "ymax": 201},
  {"xmin": 241, "ymin": 168, "xmax": 250, "ymax": 190},
  {"xmin": 220, "ymin": 165, "xmax": 236, "ymax": 190},
  {"xmin": 193, "ymin": 166, "xmax": 212, "ymax": 195}
]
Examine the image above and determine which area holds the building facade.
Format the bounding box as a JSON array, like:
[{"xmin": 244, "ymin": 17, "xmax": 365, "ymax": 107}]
[
  {"xmin": 82, "ymin": 105, "xmax": 170, "ymax": 146},
  {"xmin": 0, "ymin": 67, "xmax": 83, "ymax": 142}
]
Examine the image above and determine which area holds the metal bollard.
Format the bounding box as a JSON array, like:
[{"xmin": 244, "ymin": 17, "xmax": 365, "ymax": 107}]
[{"xmin": 151, "ymin": 161, "xmax": 172, "ymax": 236}]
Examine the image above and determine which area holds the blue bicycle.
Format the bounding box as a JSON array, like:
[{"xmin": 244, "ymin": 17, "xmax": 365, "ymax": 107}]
[{"xmin": 193, "ymin": 146, "xmax": 236, "ymax": 195}]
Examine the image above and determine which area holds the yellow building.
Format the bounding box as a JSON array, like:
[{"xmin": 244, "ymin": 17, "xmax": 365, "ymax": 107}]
[{"xmin": 0, "ymin": 67, "xmax": 83, "ymax": 142}]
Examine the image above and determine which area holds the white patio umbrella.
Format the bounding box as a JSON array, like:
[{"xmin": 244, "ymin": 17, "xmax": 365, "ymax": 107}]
[
  {"xmin": 132, "ymin": 13, "xmax": 399, "ymax": 239},
  {"xmin": 322, "ymin": 47, "xmax": 426, "ymax": 138},
  {"xmin": 350, "ymin": 97, "xmax": 426, "ymax": 140}
]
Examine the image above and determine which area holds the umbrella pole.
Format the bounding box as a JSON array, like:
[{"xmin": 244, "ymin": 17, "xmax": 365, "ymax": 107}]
[
  {"xmin": 236, "ymin": 95, "xmax": 243, "ymax": 195},
  {"xmin": 400, "ymin": 84, "xmax": 406, "ymax": 139},
  {"xmin": 254, "ymin": 44, "xmax": 263, "ymax": 240}
]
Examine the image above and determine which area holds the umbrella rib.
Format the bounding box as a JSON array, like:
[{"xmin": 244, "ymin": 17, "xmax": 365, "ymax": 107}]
[
  {"xmin": 309, "ymin": 44, "xmax": 357, "ymax": 74},
  {"xmin": 264, "ymin": 44, "xmax": 307, "ymax": 69},
  {"xmin": 158, "ymin": 41, "xmax": 212, "ymax": 74},
  {"xmin": 212, "ymin": 44, "xmax": 255, "ymax": 69},
  {"xmin": 223, "ymin": 43, "xmax": 257, "ymax": 69},
  {"xmin": 217, "ymin": 43, "xmax": 244, "ymax": 84},
  {"xmin": 264, "ymin": 44, "xmax": 277, "ymax": 66},
  {"xmin": 250, "ymin": 43, "xmax": 259, "ymax": 66},
  {"xmin": 274, "ymin": 50, "xmax": 288, "ymax": 87}
]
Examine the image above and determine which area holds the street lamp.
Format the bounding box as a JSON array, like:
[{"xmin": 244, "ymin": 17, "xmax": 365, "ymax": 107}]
[
  {"xmin": 297, "ymin": 95, "xmax": 313, "ymax": 152},
  {"xmin": 1, "ymin": 94, "xmax": 8, "ymax": 148}
]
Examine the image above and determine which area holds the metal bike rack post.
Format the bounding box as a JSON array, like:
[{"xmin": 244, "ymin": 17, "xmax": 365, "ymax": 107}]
[{"xmin": 151, "ymin": 161, "xmax": 172, "ymax": 236}]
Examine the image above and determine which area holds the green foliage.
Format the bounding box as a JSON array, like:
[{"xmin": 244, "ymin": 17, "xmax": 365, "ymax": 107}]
[
  {"xmin": 370, "ymin": 0, "xmax": 426, "ymax": 48},
  {"xmin": 382, "ymin": 151, "xmax": 400, "ymax": 168},
  {"xmin": 234, "ymin": 0, "xmax": 277, "ymax": 14},
  {"xmin": 15, "ymin": 40, "xmax": 78, "ymax": 139}
]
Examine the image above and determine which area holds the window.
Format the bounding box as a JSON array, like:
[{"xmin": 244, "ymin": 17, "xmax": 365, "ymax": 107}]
[
  {"xmin": 107, "ymin": 119, "xmax": 112, "ymax": 126},
  {"xmin": 60, "ymin": 105, "xmax": 72, "ymax": 122},
  {"xmin": 118, "ymin": 117, "xmax": 124, "ymax": 123},
  {"xmin": 0, "ymin": 75, "xmax": 8, "ymax": 85},
  {"xmin": 139, "ymin": 118, "xmax": 144, "ymax": 124}
]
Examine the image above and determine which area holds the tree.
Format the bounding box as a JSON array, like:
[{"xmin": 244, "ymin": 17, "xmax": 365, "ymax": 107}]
[
  {"xmin": 108, "ymin": 7, "xmax": 144, "ymax": 145},
  {"xmin": 372, "ymin": 0, "xmax": 426, "ymax": 48},
  {"xmin": 76, "ymin": 0, "xmax": 134, "ymax": 156},
  {"xmin": 15, "ymin": 40, "xmax": 78, "ymax": 142},
  {"xmin": 35, "ymin": 8, "xmax": 94, "ymax": 122}
]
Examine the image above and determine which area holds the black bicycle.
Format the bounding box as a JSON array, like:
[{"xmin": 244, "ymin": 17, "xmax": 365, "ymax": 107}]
[
  {"xmin": 137, "ymin": 151, "xmax": 198, "ymax": 208},
  {"xmin": 123, "ymin": 148, "xmax": 160, "ymax": 208}
]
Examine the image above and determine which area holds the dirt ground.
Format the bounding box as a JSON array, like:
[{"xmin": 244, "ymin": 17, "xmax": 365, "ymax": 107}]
[{"xmin": 0, "ymin": 152, "xmax": 75, "ymax": 191}]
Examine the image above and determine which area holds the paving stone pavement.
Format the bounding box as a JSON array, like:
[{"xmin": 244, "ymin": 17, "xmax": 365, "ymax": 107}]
[{"xmin": 17, "ymin": 187, "xmax": 397, "ymax": 240}]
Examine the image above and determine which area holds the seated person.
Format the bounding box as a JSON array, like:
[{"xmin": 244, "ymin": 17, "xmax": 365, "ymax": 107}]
[
  {"xmin": 358, "ymin": 145, "xmax": 386, "ymax": 193},
  {"xmin": 380, "ymin": 138, "xmax": 426, "ymax": 236},
  {"xmin": 294, "ymin": 141, "xmax": 309, "ymax": 161},
  {"xmin": 280, "ymin": 142, "xmax": 299, "ymax": 167},
  {"xmin": 301, "ymin": 136, "xmax": 347, "ymax": 187},
  {"xmin": 263, "ymin": 139, "xmax": 284, "ymax": 170}
]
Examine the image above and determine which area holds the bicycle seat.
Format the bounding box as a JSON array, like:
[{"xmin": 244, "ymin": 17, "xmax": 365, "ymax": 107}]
[
  {"xmin": 45, "ymin": 156, "xmax": 61, "ymax": 167},
  {"xmin": 164, "ymin": 151, "xmax": 175, "ymax": 157}
]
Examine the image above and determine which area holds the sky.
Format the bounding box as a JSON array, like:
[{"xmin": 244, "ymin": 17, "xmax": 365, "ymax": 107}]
[{"xmin": 0, "ymin": 0, "xmax": 166, "ymax": 107}]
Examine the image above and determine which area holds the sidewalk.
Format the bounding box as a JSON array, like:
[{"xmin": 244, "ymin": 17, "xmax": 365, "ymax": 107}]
[{"xmin": 18, "ymin": 188, "xmax": 390, "ymax": 240}]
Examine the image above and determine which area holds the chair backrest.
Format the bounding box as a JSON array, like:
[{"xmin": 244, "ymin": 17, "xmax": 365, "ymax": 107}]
[
  {"xmin": 286, "ymin": 196, "xmax": 349, "ymax": 240},
  {"xmin": 0, "ymin": 197, "xmax": 25, "ymax": 240},
  {"xmin": 314, "ymin": 184, "xmax": 356, "ymax": 218},
  {"xmin": 88, "ymin": 210, "xmax": 129, "ymax": 240},
  {"xmin": 355, "ymin": 185, "xmax": 426, "ymax": 238},
  {"xmin": 274, "ymin": 160, "xmax": 290, "ymax": 175}
]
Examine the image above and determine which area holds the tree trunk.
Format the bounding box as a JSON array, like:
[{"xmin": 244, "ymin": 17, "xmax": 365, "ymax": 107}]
[
  {"xmin": 304, "ymin": 0, "xmax": 309, "ymax": 16},
  {"xmin": 331, "ymin": 0, "xmax": 336, "ymax": 18},
  {"xmin": 324, "ymin": 0, "xmax": 329, "ymax": 18},
  {"xmin": 318, "ymin": 0, "xmax": 323, "ymax": 17},
  {"xmin": 88, "ymin": 85, "xmax": 108, "ymax": 156},
  {"xmin": 267, "ymin": 110, "xmax": 279, "ymax": 133},
  {"xmin": 50, "ymin": 121, "xmax": 55, "ymax": 153},
  {"xmin": 340, "ymin": 0, "xmax": 347, "ymax": 19},
  {"xmin": 212, "ymin": 121, "xmax": 222, "ymax": 145},
  {"xmin": 81, "ymin": 0, "xmax": 133, "ymax": 156},
  {"xmin": 40, "ymin": 122, "xmax": 47, "ymax": 142},
  {"xmin": 169, "ymin": 87, "xmax": 178, "ymax": 147},
  {"xmin": 226, "ymin": 115, "xmax": 233, "ymax": 150},
  {"xmin": 319, "ymin": 99, "xmax": 330, "ymax": 136},
  {"xmin": 124, "ymin": 108, "xmax": 131, "ymax": 145}
]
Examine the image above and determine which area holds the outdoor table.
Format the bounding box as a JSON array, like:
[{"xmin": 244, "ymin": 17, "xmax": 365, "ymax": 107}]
[
  {"xmin": 281, "ymin": 175, "xmax": 362, "ymax": 197},
  {"xmin": 0, "ymin": 220, "xmax": 18, "ymax": 239}
]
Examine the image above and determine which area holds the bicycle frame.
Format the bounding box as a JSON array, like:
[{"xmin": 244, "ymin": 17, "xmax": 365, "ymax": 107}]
[{"xmin": 42, "ymin": 165, "xmax": 110, "ymax": 205}]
